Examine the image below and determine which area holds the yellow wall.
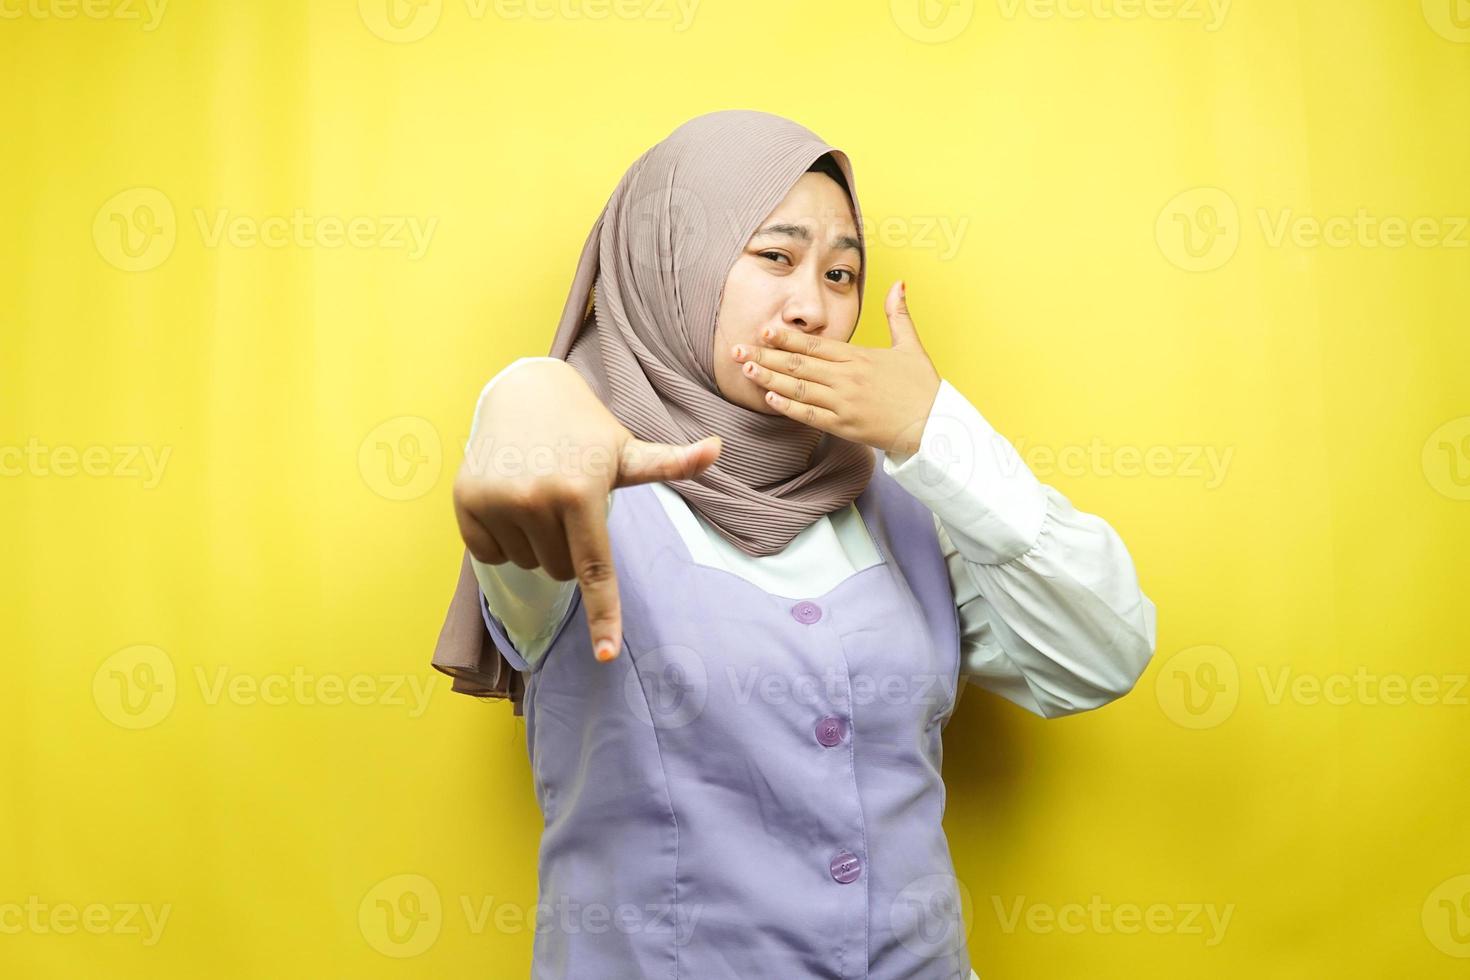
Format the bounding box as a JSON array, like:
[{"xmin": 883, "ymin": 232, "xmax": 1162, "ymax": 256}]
[{"xmin": 2, "ymin": 1, "xmax": 1467, "ymax": 976}]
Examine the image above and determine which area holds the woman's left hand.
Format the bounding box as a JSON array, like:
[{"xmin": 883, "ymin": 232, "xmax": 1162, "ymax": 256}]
[{"xmin": 732, "ymin": 279, "xmax": 942, "ymax": 458}]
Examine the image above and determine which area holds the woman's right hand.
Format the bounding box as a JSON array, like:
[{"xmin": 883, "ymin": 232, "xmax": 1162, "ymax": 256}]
[{"xmin": 452, "ymin": 358, "xmax": 722, "ymax": 663}]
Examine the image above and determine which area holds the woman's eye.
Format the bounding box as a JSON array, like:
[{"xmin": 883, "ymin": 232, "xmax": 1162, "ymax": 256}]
[{"xmin": 756, "ymin": 251, "xmax": 854, "ymax": 285}]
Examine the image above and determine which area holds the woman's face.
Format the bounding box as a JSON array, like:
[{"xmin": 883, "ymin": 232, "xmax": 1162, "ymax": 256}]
[{"xmin": 712, "ymin": 171, "xmax": 862, "ymax": 414}]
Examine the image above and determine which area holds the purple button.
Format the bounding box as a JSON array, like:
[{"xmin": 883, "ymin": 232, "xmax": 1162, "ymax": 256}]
[
  {"xmin": 814, "ymin": 715, "xmax": 846, "ymax": 747},
  {"xmin": 791, "ymin": 600, "xmax": 822, "ymax": 624},
  {"xmin": 830, "ymin": 851, "xmax": 862, "ymax": 884}
]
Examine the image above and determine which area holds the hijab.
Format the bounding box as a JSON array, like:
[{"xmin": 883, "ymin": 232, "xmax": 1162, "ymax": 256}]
[{"xmin": 433, "ymin": 109, "xmax": 874, "ymax": 711}]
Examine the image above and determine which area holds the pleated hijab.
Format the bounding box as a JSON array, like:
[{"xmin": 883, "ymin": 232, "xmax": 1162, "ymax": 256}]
[{"xmin": 432, "ymin": 109, "xmax": 875, "ymax": 710}]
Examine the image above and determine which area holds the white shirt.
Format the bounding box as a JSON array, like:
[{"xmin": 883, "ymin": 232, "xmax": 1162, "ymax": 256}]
[{"xmin": 464, "ymin": 357, "xmax": 1157, "ymax": 720}]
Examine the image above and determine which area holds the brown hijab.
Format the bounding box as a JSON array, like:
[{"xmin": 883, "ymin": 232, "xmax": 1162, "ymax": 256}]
[{"xmin": 432, "ymin": 109, "xmax": 874, "ymax": 711}]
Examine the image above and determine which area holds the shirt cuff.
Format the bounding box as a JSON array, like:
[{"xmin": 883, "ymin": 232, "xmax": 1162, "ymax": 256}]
[
  {"xmin": 465, "ymin": 356, "xmax": 565, "ymax": 455},
  {"xmin": 882, "ymin": 378, "xmax": 1048, "ymax": 565}
]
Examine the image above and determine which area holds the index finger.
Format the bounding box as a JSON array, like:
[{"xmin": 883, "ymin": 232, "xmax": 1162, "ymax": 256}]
[
  {"xmin": 561, "ymin": 492, "xmax": 622, "ymax": 662},
  {"xmin": 756, "ymin": 325, "xmax": 855, "ymax": 361}
]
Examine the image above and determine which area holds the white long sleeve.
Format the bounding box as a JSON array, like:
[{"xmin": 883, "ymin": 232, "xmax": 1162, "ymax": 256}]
[
  {"xmin": 883, "ymin": 380, "xmax": 1157, "ymax": 718},
  {"xmin": 465, "ymin": 357, "xmax": 596, "ymax": 666},
  {"xmin": 464, "ymin": 369, "xmax": 1156, "ymax": 718}
]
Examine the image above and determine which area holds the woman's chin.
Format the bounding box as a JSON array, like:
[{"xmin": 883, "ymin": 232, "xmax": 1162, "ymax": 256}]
[{"xmin": 723, "ymin": 376, "xmax": 780, "ymax": 414}]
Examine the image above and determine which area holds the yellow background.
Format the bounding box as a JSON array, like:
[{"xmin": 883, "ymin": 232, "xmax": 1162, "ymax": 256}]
[{"xmin": 3, "ymin": 0, "xmax": 1468, "ymax": 976}]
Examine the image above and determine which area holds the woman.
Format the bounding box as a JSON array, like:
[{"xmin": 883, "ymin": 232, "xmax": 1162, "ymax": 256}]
[{"xmin": 433, "ymin": 109, "xmax": 1156, "ymax": 979}]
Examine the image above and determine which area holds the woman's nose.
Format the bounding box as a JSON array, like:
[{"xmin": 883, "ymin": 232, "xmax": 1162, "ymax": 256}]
[{"xmin": 782, "ymin": 275, "xmax": 828, "ymax": 332}]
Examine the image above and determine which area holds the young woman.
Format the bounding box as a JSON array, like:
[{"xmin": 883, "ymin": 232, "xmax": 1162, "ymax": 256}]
[{"xmin": 433, "ymin": 109, "xmax": 1157, "ymax": 979}]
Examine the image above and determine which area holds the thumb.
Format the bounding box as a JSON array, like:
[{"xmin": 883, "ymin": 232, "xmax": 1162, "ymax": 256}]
[
  {"xmin": 616, "ymin": 434, "xmax": 723, "ymax": 487},
  {"xmin": 884, "ymin": 279, "xmax": 922, "ymax": 349}
]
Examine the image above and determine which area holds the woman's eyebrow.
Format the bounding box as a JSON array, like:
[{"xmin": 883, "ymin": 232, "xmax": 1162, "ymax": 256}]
[{"xmin": 753, "ymin": 223, "xmax": 862, "ymax": 254}]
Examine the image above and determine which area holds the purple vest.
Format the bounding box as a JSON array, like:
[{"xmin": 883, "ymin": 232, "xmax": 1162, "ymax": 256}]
[{"xmin": 480, "ymin": 452, "xmax": 970, "ymax": 978}]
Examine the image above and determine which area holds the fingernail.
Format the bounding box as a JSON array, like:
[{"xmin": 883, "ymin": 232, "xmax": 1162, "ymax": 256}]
[
  {"xmin": 900, "ymin": 280, "xmax": 906, "ymax": 296},
  {"xmin": 595, "ymin": 640, "xmax": 618, "ymax": 661}
]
